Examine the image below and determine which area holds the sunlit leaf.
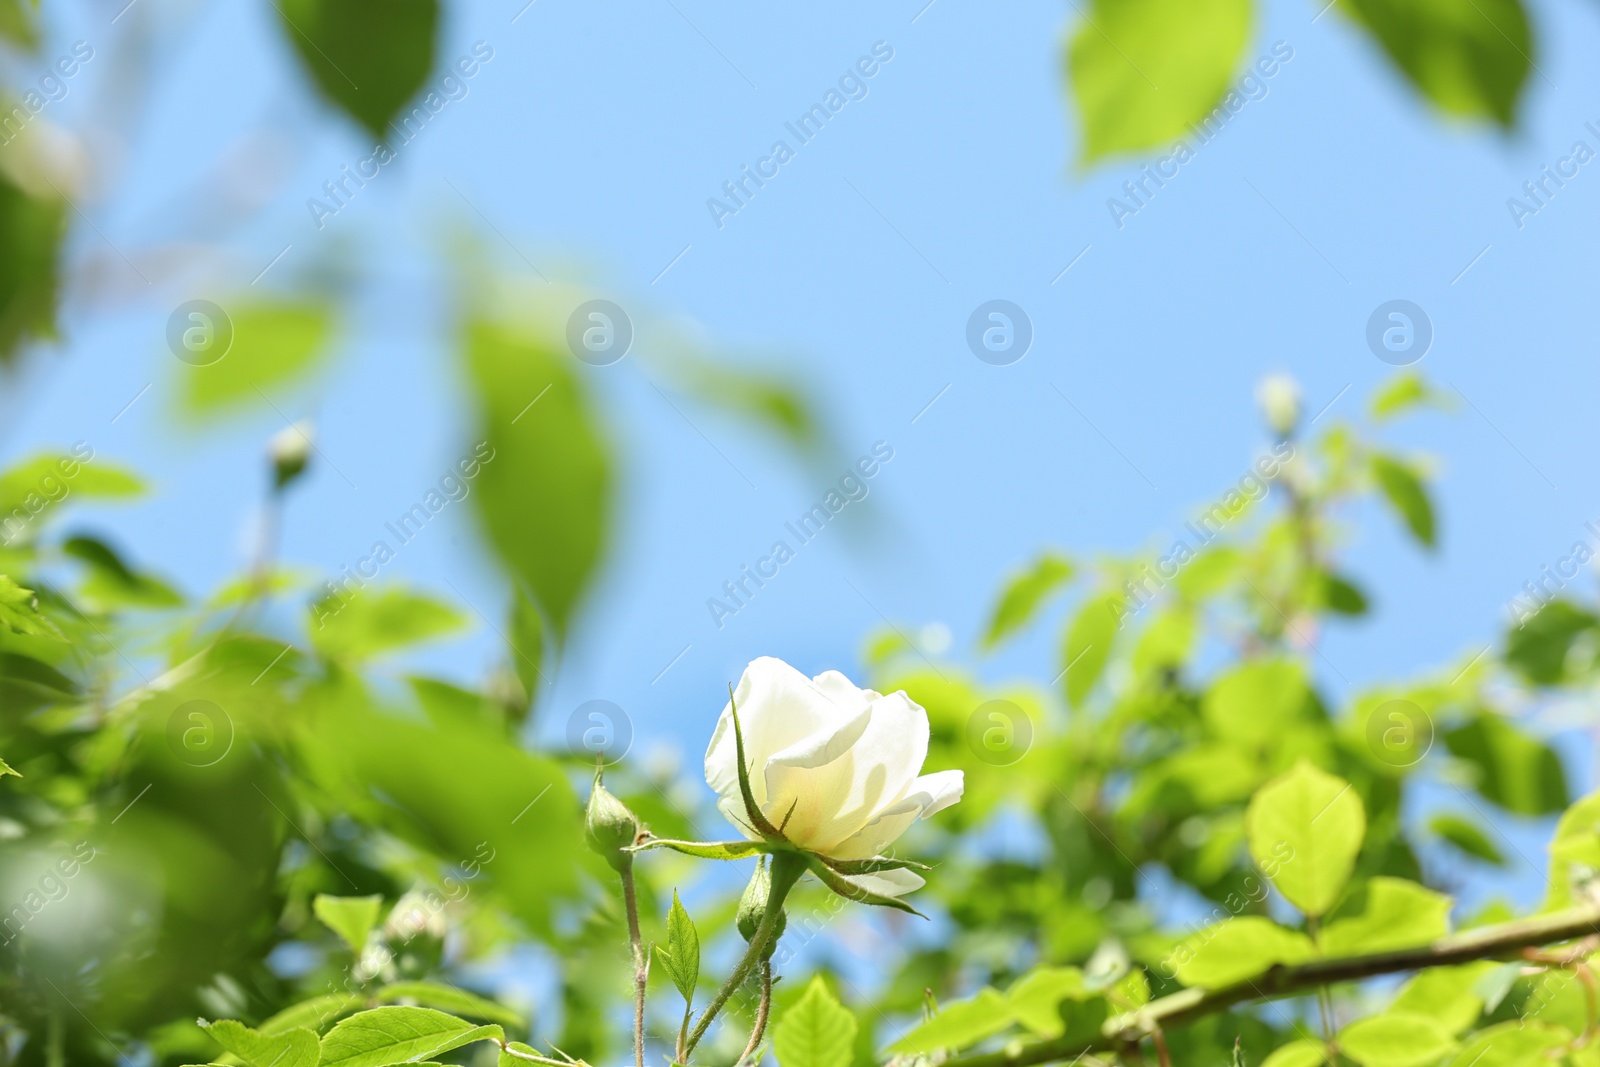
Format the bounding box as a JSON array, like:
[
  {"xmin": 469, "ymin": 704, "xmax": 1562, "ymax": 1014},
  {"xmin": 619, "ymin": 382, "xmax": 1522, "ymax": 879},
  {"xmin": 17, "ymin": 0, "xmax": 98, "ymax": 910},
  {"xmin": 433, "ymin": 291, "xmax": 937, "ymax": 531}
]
[
  {"xmin": 1319, "ymin": 877, "xmax": 1451, "ymax": 955},
  {"xmin": 1203, "ymin": 657, "xmax": 1308, "ymax": 745},
  {"xmin": 1247, "ymin": 762, "xmax": 1365, "ymax": 917},
  {"xmin": 1339, "ymin": 0, "xmax": 1531, "ymax": 126},
  {"xmin": 180, "ymin": 302, "xmax": 332, "ymax": 414},
  {"xmin": 198, "ymin": 1019, "xmax": 319, "ymax": 1067},
  {"xmin": 310, "ymin": 584, "xmax": 466, "ymax": 662},
  {"xmin": 1173, "ymin": 917, "xmax": 1316, "ymax": 988},
  {"xmin": 1339, "ymin": 1011, "xmax": 1457, "ymax": 1067},
  {"xmin": 317, "ymin": 1007, "xmax": 501, "ymax": 1067},
  {"xmin": 1066, "ymin": 0, "xmax": 1251, "ymax": 163},
  {"xmin": 1371, "ymin": 454, "xmax": 1435, "ymax": 548},
  {"xmin": 984, "ymin": 553, "xmax": 1074, "ymax": 648},
  {"xmin": 277, "ymin": 0, "xmax": 439, "ymax": 139},
  {"xmin": 775, "ymin": 977, "xmax": 858, "ymax": 1067},
  {"xmin": 654, "ymin": 890, "xmax": 700, "ymax": 1004},
  {"xmin": 890, "ymin": 987, "xmax": 1007, "ymax": 1054},
  {"xmin": 1444, "ymin": 713, "xmax": 1566, "ymax": 816},
  {"xmin": 375, "ymin": 982, "xmax": 523, "ymax": 1027},
  {"xmin": 313, "ymin": 893, "xmax": 383, "ymax": 956},
  {"xmin": 1062, "ymin": 591, "xmax": 1121, "ymax": 709}
]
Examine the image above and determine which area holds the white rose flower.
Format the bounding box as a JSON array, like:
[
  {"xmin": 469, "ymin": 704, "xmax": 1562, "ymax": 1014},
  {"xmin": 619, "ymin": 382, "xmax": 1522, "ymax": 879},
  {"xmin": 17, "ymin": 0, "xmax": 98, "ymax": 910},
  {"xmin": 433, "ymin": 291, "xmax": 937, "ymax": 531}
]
[{"xmin": 703, "ymin": 656, "xmax": 963, "ymax": 900}]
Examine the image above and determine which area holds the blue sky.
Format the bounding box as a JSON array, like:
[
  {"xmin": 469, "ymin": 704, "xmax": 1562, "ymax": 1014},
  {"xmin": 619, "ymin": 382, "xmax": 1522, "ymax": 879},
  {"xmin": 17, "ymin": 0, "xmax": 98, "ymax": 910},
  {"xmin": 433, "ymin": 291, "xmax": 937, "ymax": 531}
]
[{"xmin": 7, "ymin": 0, "xmax": 1599, "ymax": 912}]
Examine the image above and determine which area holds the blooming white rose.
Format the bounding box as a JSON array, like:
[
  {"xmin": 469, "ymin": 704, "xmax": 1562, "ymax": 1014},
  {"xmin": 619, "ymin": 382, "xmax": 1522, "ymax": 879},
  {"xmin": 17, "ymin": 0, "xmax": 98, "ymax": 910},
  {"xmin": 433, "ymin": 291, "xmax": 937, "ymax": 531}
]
[{"xmin": 704, "ymin": 656, "xmax": 963, "ymax": 899}]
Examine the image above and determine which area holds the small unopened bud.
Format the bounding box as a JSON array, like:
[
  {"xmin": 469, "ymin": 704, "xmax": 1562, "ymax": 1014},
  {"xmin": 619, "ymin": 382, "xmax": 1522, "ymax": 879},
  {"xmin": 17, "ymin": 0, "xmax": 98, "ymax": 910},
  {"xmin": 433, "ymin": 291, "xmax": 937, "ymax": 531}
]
[
  {"xmin": 585, "ymin": 770, "xmax": 639, "ymax": 872},
  {"xmin": 1255, "ymin": 374, "xmax": 1301, "ymax": 438},
  {"xmin": 268, "ymin": 421, "xmax": 314, "ymax": 490},
  {"xmin": 736, "ymin": 856, "xmax": 787, "ymax": 957}
]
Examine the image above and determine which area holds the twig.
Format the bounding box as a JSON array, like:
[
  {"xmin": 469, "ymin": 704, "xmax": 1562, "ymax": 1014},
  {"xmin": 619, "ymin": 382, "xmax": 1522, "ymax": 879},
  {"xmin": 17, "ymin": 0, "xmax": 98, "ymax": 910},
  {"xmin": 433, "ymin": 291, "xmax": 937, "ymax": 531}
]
[
  {"xmin": 619, "ymin": 859, "xmax": 648, "ymax": 1067},
  {"xmin": 738, "ymin": 961, "xmax": 775, "ymax": 1065},
  {"xmin": 944, "ymin": 906, "xmax": 1600, "ymax": 1067}
]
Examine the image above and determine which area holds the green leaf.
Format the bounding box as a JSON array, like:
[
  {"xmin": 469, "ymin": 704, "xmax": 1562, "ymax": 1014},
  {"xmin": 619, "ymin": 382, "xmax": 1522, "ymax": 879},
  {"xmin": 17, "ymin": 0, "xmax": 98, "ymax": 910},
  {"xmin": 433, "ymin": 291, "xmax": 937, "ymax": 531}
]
[
  {"xmin": 1006, "ymin": 966, "xmax": 1091, "ymax": 1037},
  {"xmin": 1203, "ymin": 657, "xmax": 1309, "ymax": 745},
  {"xmin": 1371, "ymin": 373, "xmax": 1449, "ymax": 421},
  {"xmin": 1443, "ymin": 714, "xmax": 1567, "ymax": 816},
  {"xmin": 313, "ymin": 893, "xmax": 383, "ymax": 956},
  {"xmin": 1544, "ymin": 789, "xmax": 1600, "ymax": 909},
  {"xmin": 0, "ymin": 575, "xmax": 57, "ymax": 638},
  {"xmin": 375, "ymin": 982, "xmax": 523, "ymax": 1027},
  {"xmin": 630, "ymin": 837, "xmax": 767, "ymax": 861},
  {"xmin": 1067, "ymin": 0, "xmax": 1250, "ymax": 163},
  {"xmin": 1261, "ymin": 1040, "xmax": 1330, "ymax": 1067},
  {"xmin": 1371, "ymin": 454, "xmax": 1436, "ymax": 548},
  {"xmin": 508, "ymin": 585, "xmax": 546, "ymax": 703},
  {"xmin": 1319, "ymin": 877, "xmax": 1451, "ymax": 956},
  {"xmin": 1131, "ymin": 607, "xmax": 1196, "ymax": 674},
  {"xmin": 984, "ymin": 553, "xmax": 1074, "ymax": 647},
  {"xmin": 1448, "ymin": 1021, "xmax": 1570, "ymax": 1067},
  {"xmin": 1310, "ymin": 571, "xmax": 1369, "ymax": 616},
  {"xmin": 198, "ymin": 1020, "xmax": 319, "ymax": 1067},
  {"xmin": 179, "ymin": 302, "xmax": 332, "ymax": 414},
  {"xmin": 0, "ymin": 756, "xmax": 18, "ymax": 778},
  {"xmin": 1247, "ymin": 762, "xmax": 1366, "ymax": 917},
  {"xmin": 310, "ymin": 584, "xmax": 466, "ymax": 663},
  {"xmin": 1390, "ymin": 962, "xmax": 1499, "ymax": 1035},
  {"xmin": 0, "ymin": 174, "xmax": 64, "ymax": 368},
  {"xmin": 1427, "ymin": 813, "xmax": 1505, "ymax": 866},
  {"xmin": 63, "ymin": 535, "xmax": 183, "ymax": 609},
  {"xmin": 1062, "ymin": 591, "xmax": 1121, "ymax": 709},
  {"xmin": 805, "ymin": 856, "xmax": 923, "ymax": 916},
  {"xmin": 654, "ymin": 890, "xmax": 700, "ymax": 1004},
  {"xmin": 1172, "ymin": 917, "xmax": 1316, "ymax": 988},
  {"xmin": 1339, "ymin": 1011, "xmax": 1457, "ymax": 1067},
  {"xmin": 1505, "ymin": 600, "xmax": 1600, "ymax": 686},
  {"xmin": 889, "ymin": 987, "xmax": 1008, "ymax": 1054},
  {"xmin": 466, "ymin": 318, "xmax": 611, "ymax": 646},
  {"xmin": 774, "ymin": 977, "xmax": 858, "ymax": 1067},
  {"xmin": 276, "ymin": 0, "xmax": 439, "ymax": 139},
  {"xmin": 1338, "ymin": 0, "xmax": 1531, "ymax": 126},
  {"xmin": 317, "ymin": 1007, "xmax": 501, "ymax": 1067},
  {"xmin": 0, "ymin": 0, "xmax": 37, "ymax": 46},
  {"xmin": 651, "ymin": 344, "xmax": 824, "ymax": 457}
]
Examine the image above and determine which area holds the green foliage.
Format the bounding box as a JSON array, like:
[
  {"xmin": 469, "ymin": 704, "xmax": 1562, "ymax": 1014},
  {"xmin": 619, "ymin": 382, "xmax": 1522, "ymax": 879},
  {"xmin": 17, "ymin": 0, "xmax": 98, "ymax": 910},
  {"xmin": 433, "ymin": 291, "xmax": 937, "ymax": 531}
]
[
  {"xmin": 655, "ymin": 890, "xmax": 701, "ymax": 1004},
  {"xmin": 1337, "ymin": 0, "xmax": 1532, "ymax": 126},
  {"xmin": 312, "ymin": 893, "xmax": 383, "ymax": 955},
  {"xmin": 1247, "ymin": 762, "xmax": 1366, "ymax": 917},
  {"xmin": 465, "ymin": 317, "xmax": 611, "ymax": 646},
  {"xmin": 1173, "ymin": 918, "xmax": 1315, "ymax": 988},
  {"xmin": 0, "ymin": 173, "xmax": 63, "ymax": 366},
  {"xmin": 984, "ymin": 553, "xmax": 1075, "ymax": 647},
  {"xmin": 1338, "ymin": 1012, "xmax": 1457, "ymax": 1067},
  {"xmin": 179, "ymin": 301, "xmax": 333, "ymax": 414},
  {"xmin": 1443, "ymin": 712, "xmax": 1567, "ymax": 815},
  {"xmin": 774, "ymin": 977, "xmax": 858, "ymax": 1067},
  {"xmin": 310, "ymin": 584, "xmax": 466, "ymax": 663},
  {"xmin": 1318, "ymin": 877, "xmax": 1451, "ymax": 955},
  {"xmin": 1065, "ymin": 0, "xmax": 1251, "ymax": 162},
  {"xmin": 316, "ymin": 1007, "xmax": 501, "ymax": 1067},
  {"xmin": 1371, "ymin": 453, "xmax": 1436, "ymax": 548},
  {"xmin": 195, "ymin": 1019, "xmax": 320, "ymax": 1067},
  {"xmin": 1062, "ymin": 589, "xmax": 1119, "ymax": 707},
  {"xmin": 275, "ymin": 0, "xmax": 439, "ymax": 139},
  {"xmin": 1504, "ymin": 600, "xmax": 1600, "ymax": 685}
]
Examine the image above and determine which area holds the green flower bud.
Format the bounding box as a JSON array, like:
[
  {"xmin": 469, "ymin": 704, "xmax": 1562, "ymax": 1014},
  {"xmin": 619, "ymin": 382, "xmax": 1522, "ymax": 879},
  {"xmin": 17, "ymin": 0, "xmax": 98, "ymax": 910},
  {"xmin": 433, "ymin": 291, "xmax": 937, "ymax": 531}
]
[
  {"xmin": 585, "ymin": 771, "xmax": 640, "ymax": 872},
  {"xmin": 737, "ymin": 856, "xmax": 787, "ymax": 957}
]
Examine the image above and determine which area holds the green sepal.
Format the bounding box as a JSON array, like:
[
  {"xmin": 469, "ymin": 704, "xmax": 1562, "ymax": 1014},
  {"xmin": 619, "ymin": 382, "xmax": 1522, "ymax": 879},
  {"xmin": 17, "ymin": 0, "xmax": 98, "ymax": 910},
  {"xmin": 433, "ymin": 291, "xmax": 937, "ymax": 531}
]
[
  {"xmin": 814, "ymin": 854, "xmax": 932, "ymax": 875},
  {"xmin": 729, "ymin": 684, "xmax": 785, "ymax": 842},
  {"xmin": 628, "ymin": 837, "xmax": 769, "ymax": 860},
  {"xmin": 805, "ymin": 856, "xmax": 925, "ymax": 917}
]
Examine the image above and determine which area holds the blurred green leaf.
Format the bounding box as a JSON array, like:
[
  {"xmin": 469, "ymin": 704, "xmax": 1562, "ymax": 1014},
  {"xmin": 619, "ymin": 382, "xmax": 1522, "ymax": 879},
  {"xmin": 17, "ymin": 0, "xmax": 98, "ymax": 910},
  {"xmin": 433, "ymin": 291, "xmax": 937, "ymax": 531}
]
[
  {"xmin": 1067, "ymin": 0, "xmax": 1251, "ymax": 162},
  {"xmin": 1339, "ymin": 0, "xmax": 1531, "ymax": 126},
  {"xmin": 656, "ymin": 347, "xmax": 822, "ymax": 456},
  {"xmin": 180, "ymin": 302, "xmax": 332, "ymax": 414},
  {"xmin": 465, "ymin": 318, "xmax": 611, "ymax": 645},
  {"xmin": 1203, "ymin": 657, "xmax": 1309, "ymax": 745},
  {"xmin": 1319, "ymin": 877, "xmax": 1451, "ymax": 955},
  {"xmin": 1390, "ymin": 962, "xmax": 1498, "ymax": 1034},
  {"xmin": 508, "ymin": 585, "xmax": 546, "ymax": 703},
  {"xmin": 1174, "ymin": 917, "xmax": 1316, "ymax": 988},
  {"xmin": 1261, "ymin": 1040, "xmax": 1329, "ymax": 1067},
  {"xmin": 775, "ymin": 979, "xmax": 858, "ymax": 1067},
  {"xmin": 317, "ymin": 1007, "xmax": 500, "ymax": 1067},
  {"xmin": 1505, "ymin": 600, "xmax": 1599, "ymax": 685},
  {"xmin": 0, "ymin": 574, "xmax": 56, "ymax": 637},
  {"xmin": 0, "ymin": 174, "xmax": 63, "ymax": 366},
  {"xmin": 890, "ymin": 987, "xmax": 1009, "ymax": 1054},
  {"xmin": 1247, "ymin": 762, "xmax": 1365, "ymax": 917},
  {"xmin": 984, "ymin": 553, "xmax": 1074, "ymax": 648},
  {"xmin": 1447, "ymin": 1022, "xmax": 1571, "ymax": 1067},
  {"xmin": 1062, "ymin": 590, "xmax": 1120, "ymax": 709},
  {"xmin": 1371, "ymin": 454, "xmax": 1436, "ymax": 548},
  {"xmin": 312, "ymin": 893, "xmax": 382, "ymax": 955},
  {"xmin": 1371, "ymin": 373, "xmax": 1450, "ymax": 421},
  {"xmin": 63, "ymin": 535, "xmax": 183, "ymax": 609},
  {"xmin": 310, "ymin": 584, "xmax": 466, "ymax": 662},
  {"xmin": 0, "ymin": 0, "xmax": 37, "ymax": 45},
  {"xmin": 1444, "ymin": 713, "xmax": 1566, "ymax": 816},
  {"xmin": 1339, "ymin": 1011, "xmax": 1457, "ymax": 1067},
  {"xmin": 1427, "ymin": 813, "xmax": 1505, "ymax": 866},
  {"xmin": 277, "ymin": 0, "xmax": 439, "ymax": 139}
]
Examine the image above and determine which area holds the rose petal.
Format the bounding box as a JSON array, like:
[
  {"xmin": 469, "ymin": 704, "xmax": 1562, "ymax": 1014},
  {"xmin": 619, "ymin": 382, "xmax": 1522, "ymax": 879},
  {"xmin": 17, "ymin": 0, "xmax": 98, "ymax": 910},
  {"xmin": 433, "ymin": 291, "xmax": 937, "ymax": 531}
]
[{"xmin": 705, "ymin": 657, "xmax": 853, "ymax": 813}]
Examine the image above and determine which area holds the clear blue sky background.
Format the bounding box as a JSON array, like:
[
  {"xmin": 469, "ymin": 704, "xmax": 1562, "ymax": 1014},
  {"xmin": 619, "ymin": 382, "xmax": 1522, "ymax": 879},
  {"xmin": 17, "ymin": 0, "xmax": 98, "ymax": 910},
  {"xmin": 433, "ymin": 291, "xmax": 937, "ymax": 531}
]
[{"xmin": 7, "ymin": 0, "xmax": 1600, "ymax": 918}]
